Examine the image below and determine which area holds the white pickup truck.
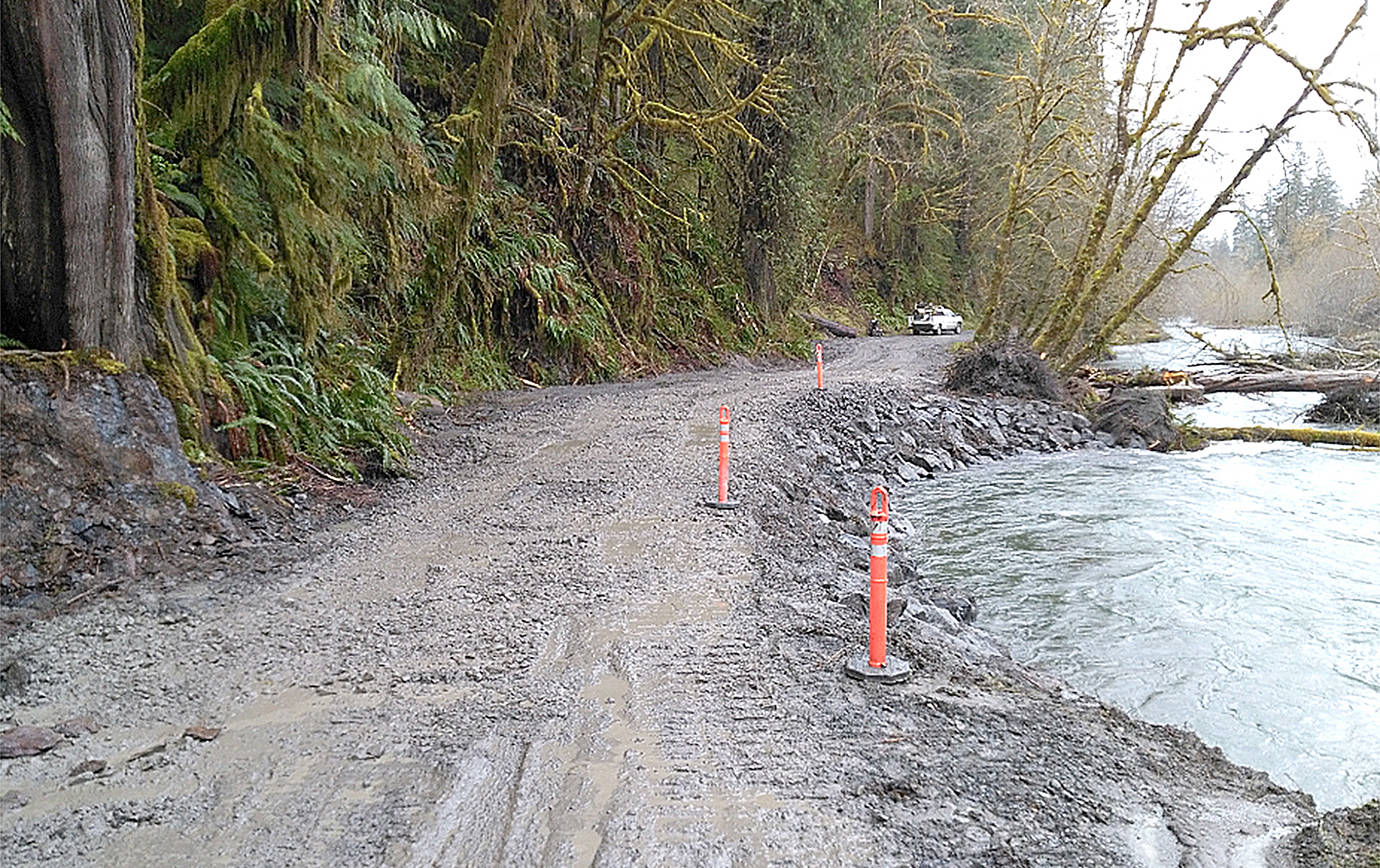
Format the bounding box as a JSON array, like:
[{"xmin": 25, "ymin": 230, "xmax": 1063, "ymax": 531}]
[{"xmin": 907, "ymin": 305, "xmax": 964, "ymax": 335}]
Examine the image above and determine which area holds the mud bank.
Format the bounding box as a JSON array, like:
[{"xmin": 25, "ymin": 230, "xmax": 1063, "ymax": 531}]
[{"xmin": 0, "ymin": 335, "xmax": 1365, "ymax": 865}]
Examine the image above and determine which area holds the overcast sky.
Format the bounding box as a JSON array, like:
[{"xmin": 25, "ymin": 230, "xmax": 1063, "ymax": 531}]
[{"xmin": 1112, "ymin": 0, "xmax": 1380, "ymax": 208}]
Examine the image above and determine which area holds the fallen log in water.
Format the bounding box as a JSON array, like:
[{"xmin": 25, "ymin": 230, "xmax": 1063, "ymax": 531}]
[
  {"xmin": 1195, "ymin": 425, "xmax": 1380, "ymax": 448},
  {"xmin": 1195, "ymin": 369, "xmax": 1380, "ymax": 394},
  {"xmin": 1126, "ymin": 383, "xmax": 1206, "ymax": 402},
  {"xmin": 800, "ymin": 314, "xmax": 858, "ymax": 338}
]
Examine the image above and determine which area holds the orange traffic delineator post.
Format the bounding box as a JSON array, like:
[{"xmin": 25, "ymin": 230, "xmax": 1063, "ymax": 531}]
[
  {"xmin": 815, "ymin": 343, "xmax": 824, "ymax": 389},
  {"xmin": 705, "ymin": 405, "xmax": 740, "ymax": 510},
  {"xmin": 845, "ymin": 486, "xmax": 912, "ymax": 683}
]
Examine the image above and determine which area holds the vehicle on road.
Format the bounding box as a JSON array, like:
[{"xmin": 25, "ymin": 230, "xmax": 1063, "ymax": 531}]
[{"xmin": 908, "ymin": 305, "xmax": 963, "ymax": 335}]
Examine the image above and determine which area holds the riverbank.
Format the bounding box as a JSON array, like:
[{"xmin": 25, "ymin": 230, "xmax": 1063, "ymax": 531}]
[
  {"xmin": 0, "ymin": 334, "xmax": 1360, "ymax": 865},
  {"xmin": 735, "ymin": 379, "xmax": 1314, "ymax": 865}
]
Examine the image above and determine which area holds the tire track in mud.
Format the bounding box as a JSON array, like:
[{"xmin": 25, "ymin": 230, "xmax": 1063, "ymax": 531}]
[{"xmin": 404, "ymin": 375, "xmax": 863, "ymax": 866}]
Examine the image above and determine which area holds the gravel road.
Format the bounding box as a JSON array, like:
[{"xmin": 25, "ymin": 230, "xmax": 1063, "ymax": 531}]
[{"xmin": 0, "ymin": 335, "xmax": 1319, "ymax": 866}]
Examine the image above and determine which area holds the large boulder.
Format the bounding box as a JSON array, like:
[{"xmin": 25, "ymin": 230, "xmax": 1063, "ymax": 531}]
[{"xmin": 0, "ymin": 358, "xmax": 236, "ymax": 611}]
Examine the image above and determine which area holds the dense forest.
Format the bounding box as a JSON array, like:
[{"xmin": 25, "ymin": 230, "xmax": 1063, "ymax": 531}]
[{"xmin": 2, "ymin": 0, "xmax": 1376, "ymax": 473}]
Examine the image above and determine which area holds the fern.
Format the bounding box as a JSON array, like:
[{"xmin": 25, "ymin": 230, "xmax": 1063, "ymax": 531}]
[
  {"xmin": 213, "ymin": 334, "xmax": 408, "ymax": 476},
  {"xmin": 378, "ymin": 4, "xmax": 457, "ymax": 53}
]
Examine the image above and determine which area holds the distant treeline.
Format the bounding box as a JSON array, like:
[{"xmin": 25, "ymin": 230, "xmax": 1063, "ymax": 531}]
[{"xmin": 1158, "ymin": 148, "xmax": 1380, "ymax": 340}]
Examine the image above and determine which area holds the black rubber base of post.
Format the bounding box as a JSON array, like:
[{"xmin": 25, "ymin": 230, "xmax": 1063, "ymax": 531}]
[
  {"xmin": 844, "ymin": 653, "xmax": 912, "ymax": 684},
  {"xmin": 704, "ymin": 499, "xmax": 741, "ymax": 510}
]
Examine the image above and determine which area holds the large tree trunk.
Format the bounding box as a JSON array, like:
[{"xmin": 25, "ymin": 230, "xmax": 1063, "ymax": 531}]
[
  {"xmin": 738, "ymin": 132, "xmax": 781, "ymax": 317},
  {"xmin": 1196, "ymin": 425, "xmax": 1380, "ymax": 449},
  {"xmin": 800, "ymin": 314, "xmax": 858, "ymax": 338},
  {"xmin": 735, "ymin": 19, "xmax": 785, "ymax": 319},
  {"xmin": 1, "ymin": 0, "xmax": 146, "ymax": 359},
  {"xmin": 1103, "ymin": 367, "xmax": 1379, "ymax": 398},
  {"xmin": 1196, "ymin": 369, "xmax": 1379, "ymax": 394}
]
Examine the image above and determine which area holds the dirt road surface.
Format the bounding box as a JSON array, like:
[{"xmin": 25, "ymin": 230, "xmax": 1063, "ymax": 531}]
[{"xmin": 1, "ymin": 336, "xmax": 1315, "ymax": 866}]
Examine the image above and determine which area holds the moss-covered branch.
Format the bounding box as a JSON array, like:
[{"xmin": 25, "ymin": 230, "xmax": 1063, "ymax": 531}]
[
  {"xmin": 144, "ymin": 0, "xmax": 320, "ymax": 146},
  {"xmin": 1064, "ymin": 2, "xmax": 1367, "ymax": 371}
]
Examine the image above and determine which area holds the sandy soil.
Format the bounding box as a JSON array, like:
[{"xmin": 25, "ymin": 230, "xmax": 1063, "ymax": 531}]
[{"xmin": 0, "ymin": 335, "xmax": 1321, "ymax": 866}]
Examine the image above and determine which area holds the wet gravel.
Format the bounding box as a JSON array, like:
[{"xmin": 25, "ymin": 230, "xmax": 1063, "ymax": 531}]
[{"xmin": 0, "ymin": 335, "xmax": 1331, "ymax": 865}]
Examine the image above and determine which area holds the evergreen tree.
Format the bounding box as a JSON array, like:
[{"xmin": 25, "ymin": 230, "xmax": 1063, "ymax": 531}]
[
  {"xmin": 1304, "ymin": 156, "xmax": 1343, "ymax": 222},
  {"xmin": 1263, "ymin": 146, "xmax": 1310, "ymax": 263}
]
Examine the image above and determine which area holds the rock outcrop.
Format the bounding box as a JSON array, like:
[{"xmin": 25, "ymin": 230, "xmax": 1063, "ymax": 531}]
[{"xmin": 0, "ymin": 361, "xmax": 241, "ymax": 624}]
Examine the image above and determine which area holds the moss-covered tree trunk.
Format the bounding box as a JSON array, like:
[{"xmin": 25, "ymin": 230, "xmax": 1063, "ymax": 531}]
[
  {"xmin": 736, "ymin": 20, "xmax": 786, "ymax": 319},
  {"xmin": 1195, "ymin": 426, "xmax": 1380, "ymax": 449},
  {"xmin": 1, "ymin": 0, "xmax": 226, "ymax": 446},
  {"xmin": 0, "ymin": 0, "xmax": 145, "ymax": 359},
  {"xmin": 452, "ymin": 0, "xmax": 538, "ymax": 239},
  {"xmin": 863, "ymin": 156, "xmax": 877, "ymax": 244}
]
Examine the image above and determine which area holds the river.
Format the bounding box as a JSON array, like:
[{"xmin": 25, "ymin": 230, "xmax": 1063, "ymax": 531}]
[{"xmin": 899, "ymin": 325, "xmax": 1380, "ymax": 810}]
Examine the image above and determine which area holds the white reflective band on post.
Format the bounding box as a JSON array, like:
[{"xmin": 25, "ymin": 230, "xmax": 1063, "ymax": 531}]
[
  {"xmin": 870, "ymin": 522, "xmax": 888, "ymax": 558},
  {"xmin": 719, "ymin": 435, "xmax": 730, "ymax": 442}
]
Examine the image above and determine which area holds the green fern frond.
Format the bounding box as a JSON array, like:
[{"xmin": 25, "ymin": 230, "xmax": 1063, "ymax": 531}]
[
  {"xmin": 214, "ymin": 334, "xmax": 408, "ymax": 475},
  {"xmin": 379, "ymin": 5, "xmax": 457, "ymax": 52}
]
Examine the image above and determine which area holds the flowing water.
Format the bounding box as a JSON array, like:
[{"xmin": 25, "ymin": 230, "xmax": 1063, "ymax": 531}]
[
  {"xmin": 1108, "ymin": 321, "xmax": 1337, "ymax": 371},
  {"xmin": 899, "ymin": 326, "xmax": 1380, "ymax": 810},
  {"xmin": 1110, "ymin": 321, "xmax": 1338, "ymax": 429}
]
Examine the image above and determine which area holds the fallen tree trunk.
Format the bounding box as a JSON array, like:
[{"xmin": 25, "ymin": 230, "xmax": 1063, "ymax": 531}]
[
  {"xmin": 1194, "ymin": 425, "xmax": 1380, "ymax": 448},
  {"xmin": 800, "ymin": 314, "xmax": 858, "ymax": 338},
  {"xmin": 1126, "ymin": 383, "xmax": 1206, "ymax": 402},
  {"xmin": 1195, "ymin": 369, "xmax": 1379, "ymax": 394}
]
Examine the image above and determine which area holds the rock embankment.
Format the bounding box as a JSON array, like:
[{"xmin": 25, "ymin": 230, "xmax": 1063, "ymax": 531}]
[
  {"xmin": 0, "ymin": 362, "xmax": 262, "ymax": 634},
  {"xmin": 1292, "ymin": 799, "xmax": 1380, "ymax": 866},
  {"xmin": 756, "ymin": 382, "xmax": 1099, "ymax": 626},
  {"xmin": 724, "ymin": 381, "xmax": 1315, "ymax": 865},
  {"xmin": 760, "ymin": 382, "xmax": 1096, "ymax": 605},
  {"xmin": 775, "ymin": 384, "xmax": 1096, "ymax": 483}
]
